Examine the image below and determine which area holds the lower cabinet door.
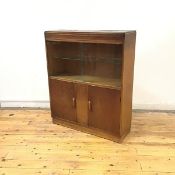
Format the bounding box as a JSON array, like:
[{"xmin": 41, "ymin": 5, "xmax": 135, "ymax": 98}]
[
  {"xmin": 49, "ymin": 79, "xmax": 77, "ymax": 122},
  {"xmin": 88, "ymin": 86, "xmax": 120, "ymax": 135}
]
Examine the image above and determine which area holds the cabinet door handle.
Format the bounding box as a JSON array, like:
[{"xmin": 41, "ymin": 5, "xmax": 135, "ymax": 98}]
[
  {"xmin": 88, "ymin": 100, "xmax": 92, "ymax": 111},
  {"xmin": 72, "ymin": 97, "xmax": 76, "ymax": 108}
]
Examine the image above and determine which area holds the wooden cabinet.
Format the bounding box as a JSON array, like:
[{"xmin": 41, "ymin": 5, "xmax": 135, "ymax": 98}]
[{"xmin": 45, "ymin": 30, "xmax": 136, "ymax": 142}]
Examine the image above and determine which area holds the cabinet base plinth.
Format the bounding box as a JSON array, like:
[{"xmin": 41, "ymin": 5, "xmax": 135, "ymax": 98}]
[{"xmin": 52, "ymin": 117, "xmax": 129, "ymax": 143}]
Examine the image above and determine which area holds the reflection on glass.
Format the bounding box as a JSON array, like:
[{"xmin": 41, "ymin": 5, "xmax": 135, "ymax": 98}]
[{"xmin": 48, "ymin": 42, "xmax": 122, "ymax": 89}]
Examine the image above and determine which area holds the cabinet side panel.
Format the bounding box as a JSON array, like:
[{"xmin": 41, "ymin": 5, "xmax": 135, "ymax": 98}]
[{"xmin": 120, "ymin": 32, "xmax": 136, "ymax": 136}]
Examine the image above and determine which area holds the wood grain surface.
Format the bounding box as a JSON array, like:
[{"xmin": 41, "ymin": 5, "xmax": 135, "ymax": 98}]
[{"xmin": 0, "ymin": 109, "xmax": 175, "ymax": 175}]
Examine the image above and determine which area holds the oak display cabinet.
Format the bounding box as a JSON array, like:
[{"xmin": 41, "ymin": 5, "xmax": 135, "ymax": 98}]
[{"xmin": 45, "ymin": 30, "xmax": 136, "ymax": 142}]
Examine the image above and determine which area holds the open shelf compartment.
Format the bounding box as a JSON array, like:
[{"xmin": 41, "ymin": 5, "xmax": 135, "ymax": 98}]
[
  {"xmin": 49, "ymin": 75, "xmax": 121, "ymax": 90},
  {"xmin": 46, "ymin": 41, "xmax": 123, "ymax": 90}
]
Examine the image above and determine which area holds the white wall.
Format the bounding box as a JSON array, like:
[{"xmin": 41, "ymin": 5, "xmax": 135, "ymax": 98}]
[{"xmin": 0, "ymin": 0, "xmax": 175, "ymax": 109}]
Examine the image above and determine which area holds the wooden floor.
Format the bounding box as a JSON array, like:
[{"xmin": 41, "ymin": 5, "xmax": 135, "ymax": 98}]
[{"xmin": 0, "ymin": 109, "xmax": 175, "ymax": 175}]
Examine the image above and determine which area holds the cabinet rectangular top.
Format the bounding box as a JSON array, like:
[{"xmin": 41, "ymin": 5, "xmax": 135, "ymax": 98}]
[
  {"xmin": 45, "ymin": 30, "xmax": 136, "ymax": 44},
  {"xmin": 45, "ymin": 30, "xmax": 135, "ymax": 34}
]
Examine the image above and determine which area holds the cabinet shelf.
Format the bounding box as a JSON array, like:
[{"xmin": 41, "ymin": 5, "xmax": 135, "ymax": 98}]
[
  {"xmin": 53, "ymin": 57, "xmax": 122, "ymax": 64},
  {"xmin": 49, "ymin": 75, "xmax": 121, "ymax": 90}
]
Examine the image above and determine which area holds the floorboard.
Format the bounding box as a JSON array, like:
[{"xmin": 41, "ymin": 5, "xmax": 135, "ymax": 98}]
[{"xmin": 0, "ymin": 109, "xmax": 175, "ymax": 175}]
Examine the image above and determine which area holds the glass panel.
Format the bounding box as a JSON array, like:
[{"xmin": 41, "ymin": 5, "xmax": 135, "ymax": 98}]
[{"xmin": 48, "ymin": 41, "xmax": 122, "ymax": 89}]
